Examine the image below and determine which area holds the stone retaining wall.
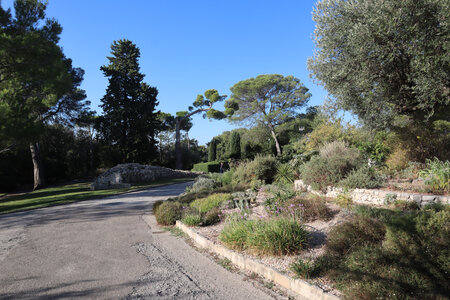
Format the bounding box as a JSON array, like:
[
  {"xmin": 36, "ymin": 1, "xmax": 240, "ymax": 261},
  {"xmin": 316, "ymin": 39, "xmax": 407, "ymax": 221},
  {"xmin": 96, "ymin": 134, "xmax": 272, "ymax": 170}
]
[
  {"xmin": 294, "ymin": 180, "xmax": 449, "ymax": 207},
  {"xmin": 91, "ymin": 163, "xmax": 200, "ymax": 190}
]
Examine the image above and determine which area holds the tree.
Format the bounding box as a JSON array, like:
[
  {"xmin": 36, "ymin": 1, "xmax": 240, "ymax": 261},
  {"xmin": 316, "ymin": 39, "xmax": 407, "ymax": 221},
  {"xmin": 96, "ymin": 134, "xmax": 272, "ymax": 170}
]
[
  {"xmin": 225, "ymin": 74, "xmax": 311, "ymax": 156},
  {"xmin": 228, "ymin": 131, "xmax": 241, "ymax": 159},
  {"xmin": 98, "ymin": 39, "xmax": 161, "ymax": 165},
  {"xmin": 308, "ymin": 0, "xmax": 449, "ymax": 129},
  {"xmin": 174, "ymin": 89, "xmax": 226, "ymax": 169},
  {"xmin": 0, "ymin": 0, "xmax": 90, "ymax": 189}
]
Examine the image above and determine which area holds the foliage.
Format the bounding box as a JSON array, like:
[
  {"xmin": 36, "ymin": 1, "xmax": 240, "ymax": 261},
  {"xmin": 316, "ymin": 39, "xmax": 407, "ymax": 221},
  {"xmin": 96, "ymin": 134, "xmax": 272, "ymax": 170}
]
[
  {"xmin": 385, "ymin": 147, "xmax": 412, "ymax": 172},
  {"xmin": 274, "ymin": 163, "xmax": 295, "ymax": 185},
  {"xmin": 335, "ymin": 192, "xmax": 353, "ymax": 209},
  {"xmin": 192, "ymin": 161, "xmax": 228, "ymax": 173},
  {"xmin": 208, "ymin": 138, "xmax": 218, "ymax": 161},
  {"xmin": 339, "ymin": 166, "xmax": 384, "ymax": 189},
  {"xmin": 188, "ymin": 177, "xmax": 216, "ymax": 194},
  {"xmin": 209, "ymin": 170, "xmax": 234, "ymax": 187},
  {"xmin": 308, "ymin": 0, "xmax": 450, "ymax": 129},
  {"xmin": 283, "ymin": 195, "xmax": 334, "ymax": 222},
  {"xmin": 225, "ymin": 74, "xmax": 311, "ymax": 156},
  {"xmin": 300, "ymin": 143, "xmax": 361, "ymax": 191},
  {"xmin": 190, "ymin": 193, "xmax": 231, "ymax": 214},
  {"xmin": 232, "ymin": 155, "xmax": 278, "ymax": 187},
  {"xmin": 154, "ymin": 201, "xmax": 182, "ymax": 225},
  {"xmin": 219, "ymin": 217, "xmax": 309, "ymax": 255},
  {"xmin": 202, "ymin": 207, "xmax": 221, "ymax": 226},
  {"xmin": 290, "ymin": 258, "xmax": 315, "ymax": 279},
  {"xmin": 419, "ymin": 158, "xmax": 450, "ymax": 192},
  {"xmin": 330, "ymin": 206, "xmax": 450, "ymax": 299},
  {"xmin": 326, "ymin": 216, "xmax": 386, "ymax": 257},
  {"xmin": 97, "ymin": 39, "xmax": 160, "ymax": 165},
  {"xmin": 0, "ymin": 0, "xmax": 90, "ymax": 189},
  {"xmin": 228, "ymin": 131, "xmax": 241, "ymax": 159},
  {"xmin": 181, "ymin": 214, "xmax": 202, "ymax": 226}
]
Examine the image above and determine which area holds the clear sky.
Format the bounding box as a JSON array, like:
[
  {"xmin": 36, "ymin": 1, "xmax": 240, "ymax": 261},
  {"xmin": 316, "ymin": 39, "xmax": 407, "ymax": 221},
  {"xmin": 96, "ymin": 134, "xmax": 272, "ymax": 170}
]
[{"xmin": 3, "ymin": 0, "xmax": 329, "ymax": 145}]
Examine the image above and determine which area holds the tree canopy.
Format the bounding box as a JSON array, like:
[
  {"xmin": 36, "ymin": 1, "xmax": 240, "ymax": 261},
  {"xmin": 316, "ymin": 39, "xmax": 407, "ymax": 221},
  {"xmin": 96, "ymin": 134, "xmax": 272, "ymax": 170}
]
[
  {"xmin": 308, "ymin": 0, "xmax": 450, "ymax": 129},
  {"xmin": 0, "ymin": 0, "xmax": 90, "ymax": 189},
  {"xmin": 98, "ymin": 39, "xmax": 160, "ymax": 164},
  {"xmin": 225, "ymin": 74, "xmax": 311, "ymax": 156}
]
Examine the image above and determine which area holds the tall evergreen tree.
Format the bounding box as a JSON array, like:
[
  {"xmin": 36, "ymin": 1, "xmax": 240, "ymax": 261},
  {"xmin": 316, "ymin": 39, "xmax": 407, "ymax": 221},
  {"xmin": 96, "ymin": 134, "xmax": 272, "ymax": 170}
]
[
  {"xmin": 98, "ymin": 39, "xmax": 160, "ymax": 164},
  {"xmin": 228, "ymin": 131, "xmax": 241, "ymax": 159}
]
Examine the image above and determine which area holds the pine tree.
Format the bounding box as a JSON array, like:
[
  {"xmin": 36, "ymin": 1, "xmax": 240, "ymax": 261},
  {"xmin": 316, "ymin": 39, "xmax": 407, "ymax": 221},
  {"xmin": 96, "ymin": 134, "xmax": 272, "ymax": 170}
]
[{"xmin": 98, "ymin": 39, "xmax": 160, "ymax": 164}]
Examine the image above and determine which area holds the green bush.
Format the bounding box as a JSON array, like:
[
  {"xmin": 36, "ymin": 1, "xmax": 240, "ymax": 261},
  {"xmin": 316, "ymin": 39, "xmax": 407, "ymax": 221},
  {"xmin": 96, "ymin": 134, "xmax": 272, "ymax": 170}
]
[
  {"xmin": 152, "ymin": 200, "xmax": 164, "ymax": 214},
  {"xmin": 322, "ymin": 206, "xmax": 450, "ymax": 299},
  {"xmin": 274, "ymin": 163, "xmax": 295, "ymax": 184},
  {"xmin": 419, "ymin": 157, "xmax": 450, "ymax": 192},
  {"xmin": 202, "ymin": 207, "xmax": 221, "ymax": 226},
  {"xmin": 209, "ymin": 170, "xmax": 234, "ymax": 187},
  {"xmin": 338, "ymin": 166, "xmax": 384, "ymax": 189},
  {"xmin": 192, "ymin": 161, "xmax": 229, "ymax": 173},
  {"xmin": 220, "ymin": 217, "xmax": 309, "ymax": 255},
  {"xmin": 290, "ymin": 258, "xmax": 316, "ymax": 279},
  {"xmin": 189, "ymin": 177, "xmax": 216, "ymax": 193},
  {"xmin": 182, "ymin": 214, "xmax": 202, "ymax": 226},
  {"xmin": 190, "ymin": 193, "xmax": 231, "ymax": 214},
  {"xmin": 300, "ymin": 143, "xmax": 362, "ymax": 191},
  {"xmin": 232, "ymin": 155, "xmax": 278, "ymax": 187},
  {"xmin": 155, "ymin": 201, "xmax": 182, "ymax": 225},
  {"xmin": 326, "ymin": 216, "xmax": 386, "ymax": 256}
]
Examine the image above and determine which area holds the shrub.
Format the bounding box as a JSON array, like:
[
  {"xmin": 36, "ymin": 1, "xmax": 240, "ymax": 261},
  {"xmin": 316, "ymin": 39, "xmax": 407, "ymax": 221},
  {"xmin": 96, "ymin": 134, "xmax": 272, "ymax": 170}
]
[
  {"xmin": 419, "ymin": 157, "xmax": 450, "ymax": 192},
  {"xmin": 203, "ymin": 207, "xmax": 221, "ymax": 226},
  {"xmin": 232, "ymin": 155, "xmax": 278, "ymax": 186},
  {"xmin": 339, "ymin": 166, "xmax": 384, "ymax": 189},
  {"xmin": 283, "ymin": 195, "xmax": 334, "ymax": 222},
  {"xmin": 190, "ymin": 193, "xmax": 231, "ymax": 214},
  {"xmin": 210, "ymin": 170, "xmax": 234, "ymax": 187},
  {"xmin": 300, "ymin": 143, "xmax": 362, "ymax": 191},
  {"xmin": 155, "ymin": 201, "xmax": 182, "ymax": 225},
  {"xmin": 220, "ymin": 217, "xmax": 309, "ymax": 255},
  {"xmin": 189, "ymin": 177, "xmax": 216, "ymax": 194},
  {"xmin": 335, "ymin": 192, "xmax": 353, "ymax": 209},
  {"xmin": 182, "ymin": 214, "xmax": 202, "ymax": 226},
  {"xmin": 192, "ymin": 161, "xmax": 229, "ymax": 173},
  {"xmin": 326, "ymin": 216, "xmax": 386, "ymax": 256},
  {"xmin": 152, "ymin": 200, "xmax": 164, "ymax": 214},
  {"xmin": 385, "ymin": 147, "xmax": 411, "ymax": 172},
  {"xmin": 290, "ymin": 258, "xmax": 316, "ymax": 279},
  {"xmin": 274, "ymin": 163, "xmax": 295, "ymax": 184}
]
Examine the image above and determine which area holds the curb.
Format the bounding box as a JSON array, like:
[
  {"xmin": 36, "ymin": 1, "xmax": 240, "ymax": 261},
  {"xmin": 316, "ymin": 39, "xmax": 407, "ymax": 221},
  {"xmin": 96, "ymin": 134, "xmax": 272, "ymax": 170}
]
[{"xmin": 176, "ymin": 221, "xmax": 340, "ymax": 300}]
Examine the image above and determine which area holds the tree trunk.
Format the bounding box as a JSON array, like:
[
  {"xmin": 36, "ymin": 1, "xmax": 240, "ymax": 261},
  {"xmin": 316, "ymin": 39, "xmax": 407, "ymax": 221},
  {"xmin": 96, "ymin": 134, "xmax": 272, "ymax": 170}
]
[
  {"xmin": 268, "ymin": 123, "xmax": 282, "ymax": 156},
  {"xmin": 175, "ymin": 120, "xmax": 182, "ymax": 170},
  {"xmin": 30, "ymin": 142, "xmax": 46, "ymax": 190},
  {"xmin": 186, "ymin": 131, "xmax": 190, "ymax": 151}
]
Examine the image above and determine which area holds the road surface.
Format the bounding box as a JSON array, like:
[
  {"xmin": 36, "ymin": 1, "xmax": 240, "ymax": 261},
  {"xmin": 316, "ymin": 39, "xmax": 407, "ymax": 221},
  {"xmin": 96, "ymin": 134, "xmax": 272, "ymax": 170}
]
[{"xmin": 0, "ymin": 182, "xmax": 279, "ymax": 300}]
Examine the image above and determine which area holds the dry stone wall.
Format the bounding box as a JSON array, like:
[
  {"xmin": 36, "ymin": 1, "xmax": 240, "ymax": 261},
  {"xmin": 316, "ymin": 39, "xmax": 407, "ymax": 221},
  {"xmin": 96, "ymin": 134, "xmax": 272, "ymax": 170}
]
[
  {"xmin": 294, "ymin": 180, "xmax": 449, "ymax": 207},
  {"xmin": 91, "ymin": 163, "xmax": 200, "ymax": 190}
]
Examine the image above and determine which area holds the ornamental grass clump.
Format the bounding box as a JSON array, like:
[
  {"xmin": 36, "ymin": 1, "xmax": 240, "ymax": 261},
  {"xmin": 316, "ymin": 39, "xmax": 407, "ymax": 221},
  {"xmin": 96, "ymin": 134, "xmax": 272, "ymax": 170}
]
[
  {"xmin": 190, "ymin": 193, "xmax": 231, "ymax": 214},
  {"xmin": 219, "ymin": 216, "xmax": 308, "ymax": 256}
]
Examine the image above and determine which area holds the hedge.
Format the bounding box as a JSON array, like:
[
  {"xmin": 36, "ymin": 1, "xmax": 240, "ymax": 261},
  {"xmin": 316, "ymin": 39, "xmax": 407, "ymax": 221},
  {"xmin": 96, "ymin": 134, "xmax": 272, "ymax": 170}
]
[{"xmin": 192, "ymin": 161, "xmax": 229, "ymax": 173}]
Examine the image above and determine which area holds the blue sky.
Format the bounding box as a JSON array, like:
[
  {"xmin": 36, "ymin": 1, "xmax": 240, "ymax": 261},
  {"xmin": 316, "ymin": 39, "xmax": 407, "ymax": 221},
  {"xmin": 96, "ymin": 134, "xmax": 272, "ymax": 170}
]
[{"xmin": 3, "ymin": 0, "xmax": 329, "ymax": 145}]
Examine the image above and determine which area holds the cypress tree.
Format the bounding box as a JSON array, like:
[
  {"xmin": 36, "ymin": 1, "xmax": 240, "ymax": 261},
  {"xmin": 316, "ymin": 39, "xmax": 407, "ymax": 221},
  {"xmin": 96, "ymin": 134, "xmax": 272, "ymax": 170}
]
[
  {"xmin": 208, "ymin": 139, "xmax": 217, "ymax": 162},
  {"xmin": 229, "ymin": 131, "xmax": 241, "ymax": 159},
  {"xmin": 98, "ymin": 39, "xmax": 160, "ymax": 164}
]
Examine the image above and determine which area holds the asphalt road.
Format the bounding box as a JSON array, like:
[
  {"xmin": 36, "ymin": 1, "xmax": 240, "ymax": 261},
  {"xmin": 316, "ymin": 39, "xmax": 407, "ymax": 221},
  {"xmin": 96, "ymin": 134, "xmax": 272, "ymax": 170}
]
[{"xmin": 0, "ymin": 182, "xmax": 279, "ymax": 300}]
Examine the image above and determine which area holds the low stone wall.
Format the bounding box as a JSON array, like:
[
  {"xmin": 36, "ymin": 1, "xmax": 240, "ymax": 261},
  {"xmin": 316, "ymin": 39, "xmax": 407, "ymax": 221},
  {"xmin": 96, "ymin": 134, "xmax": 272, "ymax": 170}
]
[
  {"xmin": 176, "ymin": 221, "xmax": 340, "ymax": 300},
  {"xmin": 294, "ymin": 180, "xmax": 449, "ymax": 207},
  {"xmin": 91, "ymin": 163, "xmax": 200, "ymax": 190}
]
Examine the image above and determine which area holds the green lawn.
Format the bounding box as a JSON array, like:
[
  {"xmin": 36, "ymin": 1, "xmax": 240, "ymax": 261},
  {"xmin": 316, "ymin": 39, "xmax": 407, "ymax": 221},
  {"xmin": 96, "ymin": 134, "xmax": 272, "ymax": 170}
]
[{"xmin": 0, "ymin": 178, "xmax": 194, "ymax": 215}]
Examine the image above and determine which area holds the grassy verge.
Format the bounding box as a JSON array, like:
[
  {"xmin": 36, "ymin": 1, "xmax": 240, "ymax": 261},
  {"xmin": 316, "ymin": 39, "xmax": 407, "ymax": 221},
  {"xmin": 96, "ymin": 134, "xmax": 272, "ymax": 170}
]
[{"xmin": 0, "ymin": 178, "xmax": 194, "ymax": 215}]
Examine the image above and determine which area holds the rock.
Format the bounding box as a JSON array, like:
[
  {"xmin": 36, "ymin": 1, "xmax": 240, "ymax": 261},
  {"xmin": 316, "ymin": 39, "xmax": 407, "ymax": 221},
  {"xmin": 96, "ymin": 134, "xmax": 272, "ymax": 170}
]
[{"xmin": 91, "ymin": 163, "xmax": 200, "ymax": 190}]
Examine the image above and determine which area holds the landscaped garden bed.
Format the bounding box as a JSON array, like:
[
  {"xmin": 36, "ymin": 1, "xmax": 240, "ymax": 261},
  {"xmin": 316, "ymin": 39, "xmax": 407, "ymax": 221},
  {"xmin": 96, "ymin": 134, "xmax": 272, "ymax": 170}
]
[{"xmin": 155, "ymin": 166, "xmax": 449, "ymax": 299}]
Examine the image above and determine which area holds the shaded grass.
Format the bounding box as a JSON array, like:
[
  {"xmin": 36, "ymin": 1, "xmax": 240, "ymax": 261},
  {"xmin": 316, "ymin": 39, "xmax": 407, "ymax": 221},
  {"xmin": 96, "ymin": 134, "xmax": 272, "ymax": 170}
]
[{"xmin": 0, "ymin": 178, "xmax": 194, "ymax": 215}]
